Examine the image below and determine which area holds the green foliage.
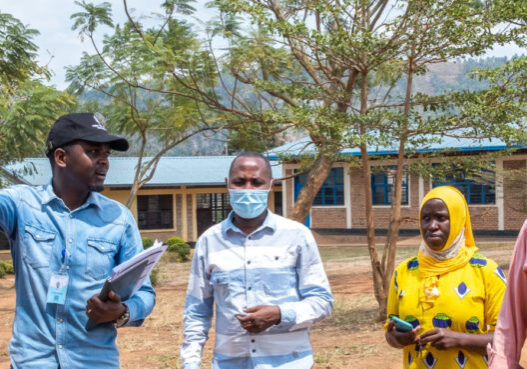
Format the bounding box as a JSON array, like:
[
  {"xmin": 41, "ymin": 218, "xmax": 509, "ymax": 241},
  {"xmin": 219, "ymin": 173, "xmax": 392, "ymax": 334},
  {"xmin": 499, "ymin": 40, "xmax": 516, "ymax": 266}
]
[
  {"xmin": 0, "ymin": 262, "xmax": 5, "ymax": 279},
  {"xmin": 196, "ymin": 0, "xmax": 525, "ymax": 319},
  {"xmin": 142, "ymin": 237, "xmax": 154, "ymax": 249},
  {"xmin": 0, "ymin": 13, "xmax": 44, "ymax": 90},
  {"xmin": 71, "ymin": 1, "xmax": 113, "ymax": 36},
  {"xmin": 68, "ymin": 1, "xmax": 227, "ymax": 206},
  {"xmin": 149, "ymin": 266, "xmax": 160, "ymax": 287},
  {"xmin": 1, "ymin": 259, "xmax": 14, "ymax": 274},
  {"xmin": 227, "ymin": 121, "xmax": 283, "ymax": 153},
  {"xmin": 0, "ymin": 13, "xmax": 74, "ymax": 166},
  {"xmin": 0, "ymin": 80, "xmax": 74, "ymax": 164},
  {"xmin": 66, "ymin": 0, "xmax": 527, "ymax": 317},
  {"xmin": 166, "ymin": 237, "xmax": 190, "ymax": 262}
]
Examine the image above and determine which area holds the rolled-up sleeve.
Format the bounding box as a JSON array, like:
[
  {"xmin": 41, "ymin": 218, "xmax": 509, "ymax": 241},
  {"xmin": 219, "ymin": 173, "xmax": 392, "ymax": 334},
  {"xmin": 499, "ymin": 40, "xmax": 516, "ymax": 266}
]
[
  {"xmin": 117, "ymin": 212, "xmax": 156, "ymax": 326},
  {"xmin": 181, "ymin": 238, "xmax": 214, "ymax": 369},
  {"xmin": 278, "ymin": 230, "xmax": 333, "ymax": 331}
]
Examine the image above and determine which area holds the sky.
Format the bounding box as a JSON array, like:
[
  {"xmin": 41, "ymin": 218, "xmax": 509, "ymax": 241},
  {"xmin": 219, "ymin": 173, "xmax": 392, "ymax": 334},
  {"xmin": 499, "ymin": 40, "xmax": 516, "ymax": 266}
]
[
  {"xmin": 2, "ymin": 0, "xmax": 210, "ymax": 89},
  {"xmin": 2, "ymin": 1, "xmax": 525, "ymax": 90}
]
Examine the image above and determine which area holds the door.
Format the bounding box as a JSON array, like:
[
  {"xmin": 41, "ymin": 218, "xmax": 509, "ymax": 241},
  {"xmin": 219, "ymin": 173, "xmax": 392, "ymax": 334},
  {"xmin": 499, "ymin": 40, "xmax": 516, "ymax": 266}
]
[{"xmin": 196, "ymin": 193, "xmax": 232, "ymax": 236}]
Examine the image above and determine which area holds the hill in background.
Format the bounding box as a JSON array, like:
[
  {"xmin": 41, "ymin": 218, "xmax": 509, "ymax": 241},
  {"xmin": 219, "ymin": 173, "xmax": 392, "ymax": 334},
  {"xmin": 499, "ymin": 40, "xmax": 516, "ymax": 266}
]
[{"xmin": 77, "ymin": 56, "xmax": 512, "ymax": 156}]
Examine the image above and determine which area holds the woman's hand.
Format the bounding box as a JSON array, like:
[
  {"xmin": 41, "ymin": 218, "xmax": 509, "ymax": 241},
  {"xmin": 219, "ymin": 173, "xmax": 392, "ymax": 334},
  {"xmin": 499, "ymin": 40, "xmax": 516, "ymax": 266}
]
[
  {"xmin": 417, "ymin": 329, "xmax": 493, "ymax": 354},
  {"xmin": 417, "ymin": 328, "xmax": 461, "ymax": 350},
  {"xmin": 385, "ymin": 320, "xmax": 421, "ymax": 349}
]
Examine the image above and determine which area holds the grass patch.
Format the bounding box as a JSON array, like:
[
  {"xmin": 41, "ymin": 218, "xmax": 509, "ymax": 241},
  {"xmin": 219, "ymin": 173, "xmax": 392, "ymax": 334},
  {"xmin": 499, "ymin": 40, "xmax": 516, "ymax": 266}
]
[
  {"xmin": 320, "ymin": 245, "xmax": 417, "ymax": 263},
  {"xmin": 320, "ymin": 241, "xmax": 517, "ymax": 264},
  {"xmin": 314, "ymin": 346, "xmax": 352, "ymax": 364},
  {"xmin": 319, "ymin": 296, "xmax": 381, "ymax": 329},
  {"xmin": 148, "ymin": 355, "xmax": 180, "ymax": 369},
  {"xmin": 314, "ymin": 344, "xmax": 378, "ymax": 367},
  {"xmin": 476, "ymin": 241, "xmax": 516, "ymax": 252}
]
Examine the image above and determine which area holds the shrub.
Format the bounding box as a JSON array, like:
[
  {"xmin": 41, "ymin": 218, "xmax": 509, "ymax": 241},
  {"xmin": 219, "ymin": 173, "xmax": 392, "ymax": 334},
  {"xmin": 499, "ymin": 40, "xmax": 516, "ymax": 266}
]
[
  {"xmin": 142, "ymin": 237, "xmax": 154, "ymax": 250},
  {"xmin": 149, "ymin": 267, "xmax": 160, "ymax": 287},
  {"xmin": 166, "ymin": 237, "xmax": 191, "ymax": 262},
  {"xmin": 0, "ymin": 262, "xmax": 5, "ymax": 279},
  {"xmin": 2, "ymin": 260, "xmax": 13, "ymax": 274}
]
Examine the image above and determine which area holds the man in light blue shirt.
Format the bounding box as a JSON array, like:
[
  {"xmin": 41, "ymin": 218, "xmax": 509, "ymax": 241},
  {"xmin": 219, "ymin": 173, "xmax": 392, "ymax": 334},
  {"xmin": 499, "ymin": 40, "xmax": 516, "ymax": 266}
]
[
  {"xmin": 2, "ymin": 113, "xmax": 155, "ymax": 368},
  {"xmin": 181, "ymin": 152, "xmax": 333, "ymax": 368}
]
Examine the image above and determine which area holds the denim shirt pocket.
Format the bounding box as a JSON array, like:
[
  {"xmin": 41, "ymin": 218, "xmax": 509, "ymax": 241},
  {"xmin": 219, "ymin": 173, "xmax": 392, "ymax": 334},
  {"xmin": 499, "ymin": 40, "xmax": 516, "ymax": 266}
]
[
  {"xmin": 86, "ymin": 238, "xmax": 117, "ymax": 280},
  {"xmin": 23, "ymin": 225, "xmax": 56, "ymax": 268}
]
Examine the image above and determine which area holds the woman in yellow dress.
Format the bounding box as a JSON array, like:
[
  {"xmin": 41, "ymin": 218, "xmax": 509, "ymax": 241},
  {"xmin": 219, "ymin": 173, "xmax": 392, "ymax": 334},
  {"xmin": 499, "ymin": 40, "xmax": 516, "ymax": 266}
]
[{"xmin": 384, "ymin": 186, "xmax": 506, "ymax": 369}]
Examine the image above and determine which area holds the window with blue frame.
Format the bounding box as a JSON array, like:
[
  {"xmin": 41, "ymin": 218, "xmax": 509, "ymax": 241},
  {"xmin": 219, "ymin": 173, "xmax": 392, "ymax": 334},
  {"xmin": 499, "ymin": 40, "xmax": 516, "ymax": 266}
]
[
  {"xmin": 433, "ymin": 167, "xmax": 495, "ymax": 204},
  {"xmin": 294, "ymin": 167, "xmax": 344, "ymax": 206},
  {"xmin": 371, "ymin": 167, "xmax": 409, "ymax": 205}
]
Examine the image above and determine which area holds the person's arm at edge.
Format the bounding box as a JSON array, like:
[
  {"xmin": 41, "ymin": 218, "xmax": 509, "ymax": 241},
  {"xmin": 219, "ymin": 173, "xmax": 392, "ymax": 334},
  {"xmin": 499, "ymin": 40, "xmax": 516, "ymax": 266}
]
[
  {"xmin": 181, "ymin": 238, "xmax": 214, "ymax": 369},
  {"xmin": 489, "ymin": 221, "xmax": 527, "ymax": 369},
  {"xmin": 116, "ymin": 211, "xmax": 156, "ymax": 327},
  {"xmin": 277, "ymin": 229, "xmax": 333, "ymax": 331}
]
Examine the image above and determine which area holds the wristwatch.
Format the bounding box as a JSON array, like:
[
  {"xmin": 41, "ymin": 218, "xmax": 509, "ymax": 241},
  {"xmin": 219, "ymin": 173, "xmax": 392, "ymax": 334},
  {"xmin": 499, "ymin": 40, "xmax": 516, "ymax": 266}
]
[{"xmin": 114, "ymin": 304, "xmax": 129, "ymax": 328}]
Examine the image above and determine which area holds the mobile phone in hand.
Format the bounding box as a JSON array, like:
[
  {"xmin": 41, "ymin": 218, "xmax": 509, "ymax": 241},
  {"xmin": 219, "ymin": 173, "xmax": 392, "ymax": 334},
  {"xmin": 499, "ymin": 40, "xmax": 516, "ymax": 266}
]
[{"xmin": 391, "ymin": 316, "xmax": 413, "ymax": 332}]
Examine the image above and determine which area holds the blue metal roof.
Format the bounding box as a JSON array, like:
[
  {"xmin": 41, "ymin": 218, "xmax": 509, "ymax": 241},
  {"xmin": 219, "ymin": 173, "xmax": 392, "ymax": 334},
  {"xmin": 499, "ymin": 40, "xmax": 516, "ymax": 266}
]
[
  {"xmin": 4, "ymin": 156, "xmax": 283, "ymax": 187},
  {"xmin": 266, "ymin": 135, "xmax": 520, "ymax": 160},
  {"xmin": 5, "ymin": 135, "xmax": 518, "ymax": 186}
]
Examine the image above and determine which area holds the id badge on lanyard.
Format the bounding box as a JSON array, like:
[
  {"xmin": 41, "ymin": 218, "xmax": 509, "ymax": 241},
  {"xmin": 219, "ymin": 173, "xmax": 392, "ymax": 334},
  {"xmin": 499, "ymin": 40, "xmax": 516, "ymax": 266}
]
[{"xmin": 46, "ymin": 248, "xmax": 69, "ymax": 305}]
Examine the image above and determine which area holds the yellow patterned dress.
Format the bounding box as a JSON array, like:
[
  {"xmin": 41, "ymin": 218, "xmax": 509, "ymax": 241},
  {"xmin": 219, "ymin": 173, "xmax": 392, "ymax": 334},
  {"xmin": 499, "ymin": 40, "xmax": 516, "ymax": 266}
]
[{"xmin": 386, "ymin": 253, "xmax": 506, "ymax": 369}]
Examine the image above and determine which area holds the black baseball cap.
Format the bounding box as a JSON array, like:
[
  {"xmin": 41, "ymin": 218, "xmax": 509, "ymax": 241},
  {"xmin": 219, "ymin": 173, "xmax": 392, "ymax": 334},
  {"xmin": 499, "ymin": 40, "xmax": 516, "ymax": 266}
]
[{"xmin": 45, "ymin": 113, "xmax": 129, "ymax": 156}]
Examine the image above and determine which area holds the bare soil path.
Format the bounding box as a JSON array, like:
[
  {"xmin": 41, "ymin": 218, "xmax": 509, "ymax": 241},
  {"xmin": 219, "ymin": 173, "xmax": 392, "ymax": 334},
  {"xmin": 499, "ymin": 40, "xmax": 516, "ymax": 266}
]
[{"xmin": 0, "ymin": 241, "xmax": 524, "ymax": 368}]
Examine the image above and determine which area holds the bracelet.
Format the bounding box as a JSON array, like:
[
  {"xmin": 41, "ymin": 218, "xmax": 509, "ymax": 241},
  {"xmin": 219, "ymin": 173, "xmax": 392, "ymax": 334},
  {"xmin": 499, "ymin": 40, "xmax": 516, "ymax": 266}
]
[{"xmin": 114, "ymin": 304, "xmax": 129, "ymax": 328}]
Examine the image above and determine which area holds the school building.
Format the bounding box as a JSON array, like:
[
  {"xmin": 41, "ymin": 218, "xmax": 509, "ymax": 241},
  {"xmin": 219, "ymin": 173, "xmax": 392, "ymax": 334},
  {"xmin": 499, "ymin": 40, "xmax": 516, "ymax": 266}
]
[
  {"xmin": 2, "ymin": 135, "xmax": 526, "ymax": 249},
  {"xmin": 2, "ymin": 156, "xmax": 283, "ymax": 246},
  {"xmin": 269, "ymin": 136, "xmax": 527, "ymax": 241}
]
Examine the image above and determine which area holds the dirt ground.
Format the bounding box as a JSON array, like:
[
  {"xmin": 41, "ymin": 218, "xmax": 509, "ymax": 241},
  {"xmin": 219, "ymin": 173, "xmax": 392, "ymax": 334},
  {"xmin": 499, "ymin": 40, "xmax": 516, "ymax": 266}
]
[{"xmin": 0, "ymin": 240, "xmax": 525, "ymax": 369}]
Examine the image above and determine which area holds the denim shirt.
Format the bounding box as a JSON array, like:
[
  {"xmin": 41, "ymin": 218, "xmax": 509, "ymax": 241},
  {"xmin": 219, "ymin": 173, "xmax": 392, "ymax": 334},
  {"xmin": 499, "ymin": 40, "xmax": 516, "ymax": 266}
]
[{"xmin": 0, "ymin": 183, "xmax": 155, "ymax": 369}]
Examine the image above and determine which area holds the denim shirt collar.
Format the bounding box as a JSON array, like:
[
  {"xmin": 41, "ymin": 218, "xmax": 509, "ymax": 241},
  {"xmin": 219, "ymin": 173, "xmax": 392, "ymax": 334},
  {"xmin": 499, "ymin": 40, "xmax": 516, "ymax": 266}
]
[
  {"xmin": 223, "ymin": 209, "xmax": 277, "ymax": 237},
  {"xmin": 41, "ymin": 181, "xmax": 102, "ymax": 210}
]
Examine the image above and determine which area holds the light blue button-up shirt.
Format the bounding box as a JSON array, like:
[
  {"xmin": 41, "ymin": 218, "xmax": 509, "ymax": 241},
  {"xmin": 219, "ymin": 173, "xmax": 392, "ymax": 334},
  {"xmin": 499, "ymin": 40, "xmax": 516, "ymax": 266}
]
[
  {"xmin": 181, "ymin": 210, "xmax": 333, "ymax": 369},
  {"xmin": 0, "ymin": 183, "xmax": 155, "ymax": 369}
]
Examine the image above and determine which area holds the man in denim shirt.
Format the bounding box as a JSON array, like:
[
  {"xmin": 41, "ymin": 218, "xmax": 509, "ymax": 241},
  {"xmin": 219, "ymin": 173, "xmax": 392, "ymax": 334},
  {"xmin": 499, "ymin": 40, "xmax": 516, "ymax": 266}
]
[{"xmin": 2, "ymin": 113, "xmax": 155, "ymax": 368}]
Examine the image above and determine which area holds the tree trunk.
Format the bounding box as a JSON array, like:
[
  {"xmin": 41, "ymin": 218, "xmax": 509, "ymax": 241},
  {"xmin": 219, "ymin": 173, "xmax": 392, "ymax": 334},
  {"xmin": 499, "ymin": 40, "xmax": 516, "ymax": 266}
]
[
  {"xmin": 125, "ymin": 180, "xmax": 142, "ymax": 209},
  {"xmin": 382, "ymin": 56, "xmax": 415, "ymax": 298},
  {"xmin": 381, "ymin": 140, "xmax": 406, "ymax": 295},
  {"xmin": 360, "ymin": 145, "xmax": 388, "ymax": 321},
  {"xmin": 357, "ymin": 59, "xmax": 388, "ymax": 320},
  {"xmin": 289, "ymin": 151, "xmax": 336, "ymax": 223}
]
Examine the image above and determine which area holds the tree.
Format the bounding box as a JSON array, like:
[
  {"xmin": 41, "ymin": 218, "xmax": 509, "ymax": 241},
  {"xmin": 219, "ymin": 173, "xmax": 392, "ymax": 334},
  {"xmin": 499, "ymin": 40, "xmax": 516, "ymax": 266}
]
[
  {"xmin": 0, "ymin": 12, "xmax": 73, "ymax": 167},
  {"xmin": 198, "ymin": 0, "xmax": 525, "ymax": 318},
  {"xmin": 71, "ymin": 0, "xmax": 526, "ymax": 318},
  {"xmin": 347, "ymin": 0, "xmax": 526, "ymax": 319},
  {"xmin": 68, "ymin": 1, "xmax": 227, "ymax": 207}
]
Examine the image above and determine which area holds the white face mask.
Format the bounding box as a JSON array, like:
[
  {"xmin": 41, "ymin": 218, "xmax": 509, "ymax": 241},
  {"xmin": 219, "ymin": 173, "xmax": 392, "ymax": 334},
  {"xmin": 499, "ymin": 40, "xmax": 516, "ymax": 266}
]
[
  {"xmin": 227, "ymin": 180, "xmax": 272, "ymax": 219},
  {"xmin": 228, "ymin": 188, "xmax": 270, "ymax": 219}
]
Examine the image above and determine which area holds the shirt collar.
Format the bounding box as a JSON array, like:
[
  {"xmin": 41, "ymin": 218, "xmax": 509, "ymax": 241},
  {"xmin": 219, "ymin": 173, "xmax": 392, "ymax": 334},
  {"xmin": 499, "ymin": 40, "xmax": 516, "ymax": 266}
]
[
  {"xmin": 41, "ymin": 180, "xmax": 102, "ymax": 210},
  {"xmin": 223, "ymin": 209, "xmax": 277, "ymax": 236},
  {"xmin": 41, "ymin": 181, "xmax": 59, "ymax": 205},
  {"xmin": 84, "ymin": 191, "xmax": 103, "ymax": 210}
]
